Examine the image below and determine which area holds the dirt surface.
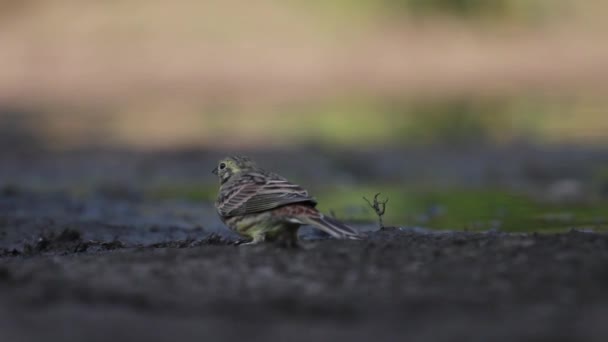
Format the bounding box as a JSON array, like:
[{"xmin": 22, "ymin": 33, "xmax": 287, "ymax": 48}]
[{"xmin": 1, "ymin": 189, "xmax": 608, "ymax": 342}]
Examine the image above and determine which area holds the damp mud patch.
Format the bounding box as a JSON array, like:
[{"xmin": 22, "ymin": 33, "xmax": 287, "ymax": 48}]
[{"xmin": 1, "ymin": 228, "xmax": 608, "ymax": 342}]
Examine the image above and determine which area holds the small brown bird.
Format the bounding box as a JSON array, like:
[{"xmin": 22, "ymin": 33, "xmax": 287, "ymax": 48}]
[{"xmin": 213, "ymin": 156, "xmax": 361, "ymax": 245}]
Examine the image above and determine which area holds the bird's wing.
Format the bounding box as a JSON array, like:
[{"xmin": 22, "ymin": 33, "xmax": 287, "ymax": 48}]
[{"xmin": 216, "ymin": 172, "xmax": 316, "ymax": 217}]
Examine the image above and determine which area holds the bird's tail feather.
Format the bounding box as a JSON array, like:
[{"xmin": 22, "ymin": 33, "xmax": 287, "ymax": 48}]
[{"xmin": 307, "ymin": 215, "xmax": 361, "ymax": 240}]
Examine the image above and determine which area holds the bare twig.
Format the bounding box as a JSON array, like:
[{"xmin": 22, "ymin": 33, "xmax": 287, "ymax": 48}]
[{"xmin": 363, "ymin": 193, "xmax": 389, "ymax": 230}]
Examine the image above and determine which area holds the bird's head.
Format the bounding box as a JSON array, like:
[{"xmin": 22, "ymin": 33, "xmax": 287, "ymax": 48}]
[{"xmin": 212, "ymin": 156, "xmax": 257, "ymax": 184}]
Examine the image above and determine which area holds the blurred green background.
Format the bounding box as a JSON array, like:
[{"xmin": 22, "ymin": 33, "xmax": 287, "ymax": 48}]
[
  {"xmin": 1, "ymin": 0, "xmax": 607, "ymax": 149},
  {"xmin": 1, "ymin": 0, "xmax": 608, "ymax": 232}
]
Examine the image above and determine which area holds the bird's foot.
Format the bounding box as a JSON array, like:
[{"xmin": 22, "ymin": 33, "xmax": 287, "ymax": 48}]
[{"xmin": 237, "ymin": 234, "xmax": 266, "ymax": 246}]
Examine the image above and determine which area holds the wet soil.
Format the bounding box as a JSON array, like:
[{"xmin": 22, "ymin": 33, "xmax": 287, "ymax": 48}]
[
  {"xmin": 2, "ymin": 191, "xmax": 608, "ymax": 342},
  {"xmin": 2, "ymin": 147, "xmax": 608, "ymax": 342}
]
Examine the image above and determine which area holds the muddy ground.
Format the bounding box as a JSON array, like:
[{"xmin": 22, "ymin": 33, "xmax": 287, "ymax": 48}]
[{"xmin": 1, "ymin": 148, "xmax": 608, "ymax": 342}]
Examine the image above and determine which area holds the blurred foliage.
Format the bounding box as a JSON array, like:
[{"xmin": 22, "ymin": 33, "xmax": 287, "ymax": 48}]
[
  {"xmin": 1, "ymin": 0, "xmax": 605, "ymax": 149},
  {"xmin": 259, "ymin": 98, "xmax": 546, "ymax": 147},
  {"xmin": 148, "ymin": 184, "xmax": 608, "ymax": 233},
  {"xmin": 0, "ymin": 0, "xmax": 576, "ymax": 26},
  {"xmin": 315, "ymin": 186, "xmax": 608, "ymax": 232},
  {"xmin": 400, "ymin": 101, "xmax": 507, "ymax": 145},
  {"xmin": 592, "ymin": 166, "xmax": 608, "ymax": 198},
  {"xmin": 401, "ymin": 0, "xmax": 509, "ymax": 16},
  {"xmin": 284, "ymin": 98, "xmax": 604, "ymax": 147},
  {"xmin": 388, "ymin": 0, "xmax": 549, "ymax": 19},
  {"xmin": 6, "ymin": 97, "xmax": 608, "ymax": 149},
  {"xmin": 311, "ymin": 0, "xmax": 563, "ymax": 21}
]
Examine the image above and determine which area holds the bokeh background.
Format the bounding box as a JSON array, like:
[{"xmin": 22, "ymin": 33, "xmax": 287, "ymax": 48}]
[{"xmin": 2, "ymin": 0, "xmax": 608, "ymax": 233}]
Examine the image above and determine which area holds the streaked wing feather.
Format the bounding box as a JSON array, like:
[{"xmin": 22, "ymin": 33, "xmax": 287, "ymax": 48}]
[
  {"xmin": 217, "ymin": 174, "xmax": 316, "ymax": 217},
  {"xmin": 238, "ymin": 192, "xmax": 313, "ymax": 214}
]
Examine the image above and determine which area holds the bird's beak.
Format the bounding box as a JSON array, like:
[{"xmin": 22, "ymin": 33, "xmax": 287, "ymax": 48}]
[{"xmin": 212, "ymin": 167, "xmax": 218, "ymax": 175}]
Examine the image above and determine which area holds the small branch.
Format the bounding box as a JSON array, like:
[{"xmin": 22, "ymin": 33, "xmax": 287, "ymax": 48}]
[{"xmin": 363, "ymin": 193, "xmax": 389, "ymax": 230}]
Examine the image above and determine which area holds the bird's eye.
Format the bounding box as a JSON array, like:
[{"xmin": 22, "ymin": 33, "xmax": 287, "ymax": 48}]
[{"xmin": 219, "ymin": 163, "xmax": 226, "ymax": 170}]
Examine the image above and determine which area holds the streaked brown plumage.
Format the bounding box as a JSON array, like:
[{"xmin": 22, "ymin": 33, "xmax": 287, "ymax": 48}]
[{"xmin": 212, "ymin": 156, "xmax": 361, "ymax": 245}]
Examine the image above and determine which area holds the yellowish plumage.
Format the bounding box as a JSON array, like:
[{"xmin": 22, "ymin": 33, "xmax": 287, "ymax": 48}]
[{"xmin": 213, "ymin": 156, "xmax": 361, "ymax": 245}]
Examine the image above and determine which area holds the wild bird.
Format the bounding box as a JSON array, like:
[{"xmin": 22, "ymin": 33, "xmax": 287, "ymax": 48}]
[{"xmin": 212, "ymin": 156, "xmax": 362, "ymax": 245}]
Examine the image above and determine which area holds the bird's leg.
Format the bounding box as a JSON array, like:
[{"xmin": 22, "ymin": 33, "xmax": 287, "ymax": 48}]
[{"xmin": 238, "ymin": 233, "xmax": 266, "ymax": 246}]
